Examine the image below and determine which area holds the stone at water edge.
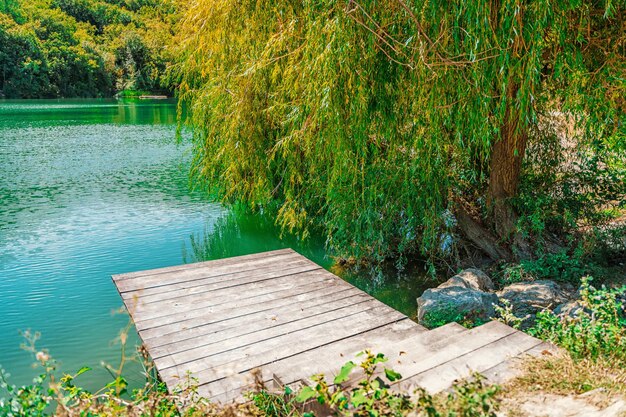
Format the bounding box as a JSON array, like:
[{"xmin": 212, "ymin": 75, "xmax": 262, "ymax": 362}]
[
  {"xmin": 497, "ymin": 280, "xmax": 572, "ymax": 319},
  {"xmin": 437, "ymin": 268, "xmax": 495, "ymax": 292},
  {"xmin": 417, "ymin": 286, "xmax": 499, "ymax": 328}
]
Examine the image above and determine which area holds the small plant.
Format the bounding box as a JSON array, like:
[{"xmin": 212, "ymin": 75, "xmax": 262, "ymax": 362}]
[
  {"xmin": 250, "ymin": 387, "xmax": 298, "ymax": 417},
  {"xmin": 443, "ymin": 376, "xmax": 500, "ymax": 417},
  {"xmin": 496, "ymin": 264, "xmax": 535, "ymax": 286},
  {"xmin": 421, "ymin": 304, "xmax": 488, "ymax": 329},
  {"xmin": 529, "ymin": 277, "xmax": 626, "ymax": 363},
  {"xmin": 295, "ymin": 351, "xmax": 414, "ymax": 416},
  {"xmin": 519, "ymin": 248, "xmax": 594, "ymax": 283},
  {"xmin": 493, "ymin": 299, "xmax": 526, "ymax": 329}
]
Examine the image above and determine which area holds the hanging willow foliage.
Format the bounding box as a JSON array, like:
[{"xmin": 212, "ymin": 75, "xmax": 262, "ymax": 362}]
[{"xmin": 175, "ymin": 0, "xmax": 625, "ymax": 263}]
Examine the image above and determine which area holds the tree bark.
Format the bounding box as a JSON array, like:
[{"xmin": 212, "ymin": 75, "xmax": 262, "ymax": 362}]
[
  {"xmin": 487, "ymin": 82, "xmax": 528, "ymax": 244},
  {"xmin": 456, "ymin": 208, "xmax": 513, "ymax": 261}
]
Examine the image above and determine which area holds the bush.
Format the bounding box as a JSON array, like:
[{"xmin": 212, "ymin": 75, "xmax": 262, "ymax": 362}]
[{"xmin": 529, "ymin": 277, "xmax": 626, "ymax": 363}]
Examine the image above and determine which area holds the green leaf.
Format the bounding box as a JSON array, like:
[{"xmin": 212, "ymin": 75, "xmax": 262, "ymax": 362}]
[
  {"xmin": 373, "ymin": 353, "xmax": 388, "ymax": 364},
  {"xmin": 284, "ymin": 385, "xmax": 293, "ymax": 396},
  {"xmin": 75, "ymin": 366, "xmax": 91, "ymax": 377},
  {"xmin": 384, "ymin": 368, "xmax": 402, "ymax": 382},
  {"xmin": 295, "ymin": 386, "xmax": 317, "ymax": 402},
  {"xmin": 333, "ymin": 361, "xmax": 356, "ymax": 384},
  {"xmin": 351, "ymin": 389, "xmax": 368, "ymax": 407}
]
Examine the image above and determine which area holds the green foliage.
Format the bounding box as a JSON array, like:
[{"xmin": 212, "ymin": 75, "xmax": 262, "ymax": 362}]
[
  {"xmin": 294, "ymin": 350, "xmax": 500, "ymax": 416},
  {"xmin": 176, "ymin": 0, "xmax": 626, "ymax": 264},
  {"xmin": 0, "ymin": 327, "xmax": 261, "ymax": 417},
  {"xmin": 0, "ymin": 0, "xmax": 182, "ymax": 98},
  {"xmin": 493, "ymin": 299, "xmax": 525, "ymax": 329},
  {"xmin": 494, "ymin": 247, "xmax": 597, "ymax": 285},
  {"xmin": 529, "ymin": 277, "xmax": 626, "ymax": 363},
  {"xmin": 250, "ymin": 388, "xmax": 298, "ymax": 417},
  {"xmin": 519, "ymin": 249, "xmax": 592, "ymax": 283},
  {"xmin": 421, "ymin": 304, "xmax": 489, "ymax": 329},
  {"xmin": 495, "ymin": 264, "xmax": 535, "ymax": 286}
]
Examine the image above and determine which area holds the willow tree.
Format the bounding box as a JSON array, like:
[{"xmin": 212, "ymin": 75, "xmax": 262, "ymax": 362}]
[{"xmin": 176, "ymin": 0, "xmax": 625, "ymax": 264}]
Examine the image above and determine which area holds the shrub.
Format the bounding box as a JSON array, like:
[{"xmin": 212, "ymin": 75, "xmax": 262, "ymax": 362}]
[{"xmin": 529, "ymin": 277, "xmax": 626, "ymax": 363}]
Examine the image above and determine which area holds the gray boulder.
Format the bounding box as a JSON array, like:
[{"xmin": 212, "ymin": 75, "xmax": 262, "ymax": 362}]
[
  {"xmin": 417, "ymin": 286, "xmax": 498, "ymax": 328},
  {"xmin": 497, "ymin": 280, "xmax": 572, "ymax": 318},
  {"xmin": 554, "ymin": 300, "xmax": 584, "ymax": 318},
  {"xmin": 437, "ymin": 268, "xmax": 495, "ymax": 292}
]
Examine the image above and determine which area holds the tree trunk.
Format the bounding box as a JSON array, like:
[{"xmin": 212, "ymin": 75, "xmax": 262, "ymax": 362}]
[{"xmin": 487, "ymin": 82, "xmax": 530, "ymax": 257}]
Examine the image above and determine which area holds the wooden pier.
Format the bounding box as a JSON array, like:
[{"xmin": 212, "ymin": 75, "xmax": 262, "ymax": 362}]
[{"xmin": 112, "ymin": 249, "xmax": 550, "ymax": 403}]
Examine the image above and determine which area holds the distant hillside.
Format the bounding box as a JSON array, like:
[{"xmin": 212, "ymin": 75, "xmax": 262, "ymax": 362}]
[{"xmin": 0, "ymin": 0, "xmax": 181, "ymax": 98}]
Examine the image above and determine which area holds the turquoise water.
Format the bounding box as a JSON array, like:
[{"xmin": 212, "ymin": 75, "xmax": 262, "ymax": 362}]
[{"xmin": 0, "ymin": 99, "xmax": 431, "ymax": 392}]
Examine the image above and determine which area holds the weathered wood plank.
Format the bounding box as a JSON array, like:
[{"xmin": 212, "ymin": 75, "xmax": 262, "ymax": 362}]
[
  {"xmin": 143, "ymin": 287, "xmax": 364, "ymax": 349},
  {"xmin": 129, "ymin": 266, "xmax": 327, "ymax": 319},
  {"xmin": 203, "ymin": 319, "xmax": 423, "ymax": 403},
  {"xmin": 402, "ymin": 330, "xmax": 544, "ymax": 393},
  {"xmin": 155, "ymin": 298, "xmax": 387, "ymax": 371},
  {"xmin": 116, "ymin": 252, "xmax": 304, "ymax": 292},
  {"xmin": 138, "ymin": 280, "xmax": 356, "ymax": 340},
  {"xmin": 205, "ymin": 322, "xmax": 466, "ymax": 404},
  {"xmin": 165, "ymin": 305, "xmax": 406, "ymax": 391},
  {"xmin": 113, "ymin": 248, "xmax": 294, "ymax": 281},
  {"xmin": 147, "ymin": 291, "xmax": 372, "ymax": 358},
  {"xmin": 388, "ymin": 321, "xmax": 517, "ymax": 391},
  {"xmin": 124, "ymin": 259, "xmax": 318, "ymax": 304}
]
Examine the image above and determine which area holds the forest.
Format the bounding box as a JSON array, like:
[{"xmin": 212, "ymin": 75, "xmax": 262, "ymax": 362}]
[{"xmin": 0, "ymin": 0, "xmax": 180, "ymax": 98}]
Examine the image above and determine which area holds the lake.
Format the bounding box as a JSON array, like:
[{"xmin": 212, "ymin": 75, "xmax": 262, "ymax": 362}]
[{"xmin": 0, "ymin": 99, "xmax": 431, "ymax": 391}]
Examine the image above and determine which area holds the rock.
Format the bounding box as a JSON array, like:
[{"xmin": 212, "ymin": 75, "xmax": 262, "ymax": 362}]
[
  {"xmin": 554, "ymin": 300, "xmax": 584, "ymax": 318},
  {"xmin": 497, "ymin": 280, "xmax": 572, "ymax": 318},
  {"xmin": 417, "ymin": 286, "xmax": 499, "ymax": 328},
  {"xmin": 436, "ymin": 268, "xmax": 494, "ymax": 292}
]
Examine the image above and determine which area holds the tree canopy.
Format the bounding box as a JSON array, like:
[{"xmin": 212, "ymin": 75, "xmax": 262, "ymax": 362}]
[
  {"xmin": 177, "ymin": 0, "xmax": 625, "ymax": 266},
  {"xmin": 0, "ymin": 0, "xmax": 181, "ymax": 98}
]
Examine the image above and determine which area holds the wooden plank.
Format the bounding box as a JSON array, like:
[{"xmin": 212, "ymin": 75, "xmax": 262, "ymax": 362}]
[
  {"xmin": 131, "ymin": 275, "xmax": 331, "ymax": 328},
  {"xmin": 204, "ymin": 318, "xmax": 424, "ymax": 403},
  {"xmin": 160, "ymin": 303, "xmax": 405, "ymax": 382},
  {"xmin": 124, "ymin": 259, "xmax": 318, "ymax": 304},
  {"xmin": 155, "ymin": 298, "xmax": 387, "ymax": 371},
  {"xmin": 257, "ymin": 322, "xmax": 463, "ymax": 397},
  {"xmin": 383, "ymin": 321, "xmax": 517, "ymax": 390},
  {"xmin": 116, "ymin": 251, "xmax": 304, "ymax": 292},
  {"xmin": 132, "ymin": 271, "xmax": 353, "ymax": 333},
  {"xmin": 113, "ymin": 248, "xmax": 295, "ymax": 281},
  {"xmin": 143, "ymin": 287, "xmax": 364, "ymax": 350},
  {"xmin": 129, "ymin": 267, "xmax": 327, "ymax": 320},
  {"xmin": 207, "ymin": 322, "xmax": 466, "ymax": 404},
  {"xmin": 138, "ymin": 280, "xmax": 356, "ymax": 341},
  {"xmin": 165, "ymin": 305, "xmax": 406, "ymax": 392},
  {"xmin": 402, "ymin": 330, "xmax": 544, "ymax": 393},
  {"xmin": 147, "ymin": 291, "xmax": 373, "ymax": 358},
  {"xmin": 338, "ymin": 322, "xmax": 469, "ymax": 389}
]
